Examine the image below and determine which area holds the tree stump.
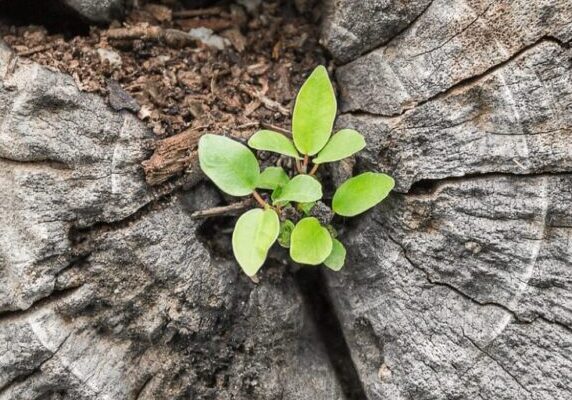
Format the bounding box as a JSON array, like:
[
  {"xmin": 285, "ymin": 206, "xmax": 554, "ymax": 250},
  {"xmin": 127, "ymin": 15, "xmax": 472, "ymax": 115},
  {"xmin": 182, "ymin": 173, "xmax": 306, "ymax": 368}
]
[
  {"xmin": 1, "ymin": 0, "xmax": 571, "ymax": 399},
  {"xmin": 322, "ymin": 0, "xmax": 572, "ymax": 398}
]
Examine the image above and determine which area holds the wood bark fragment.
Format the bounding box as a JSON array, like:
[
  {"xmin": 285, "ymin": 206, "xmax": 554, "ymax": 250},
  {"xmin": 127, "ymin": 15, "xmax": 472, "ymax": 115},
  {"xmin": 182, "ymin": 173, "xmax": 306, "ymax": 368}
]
[
  {"xmin": 177, "ymin": 18, "xmax": 233, "ymax": 32},
  {"xmin": 141, "ymin": 128, "xmax": 204, "ymax": 186},
  {"xmin": 172, "ymin": 7, "xmax": 227, "ymax": 19},
  {"xmin": 322, "ymin": 1, "xmax": 572, "ymax": 399},
  {"xmin": 106, "ymin": 26, "xmax": 198, "ymax": 48}
]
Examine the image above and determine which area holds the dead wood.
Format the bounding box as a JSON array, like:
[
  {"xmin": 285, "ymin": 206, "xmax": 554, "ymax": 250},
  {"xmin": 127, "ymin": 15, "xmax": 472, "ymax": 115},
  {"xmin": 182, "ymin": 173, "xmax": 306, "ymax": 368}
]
[{"xmin": 190, "ymin": 199, "xmax": 255, "ymax": 219}]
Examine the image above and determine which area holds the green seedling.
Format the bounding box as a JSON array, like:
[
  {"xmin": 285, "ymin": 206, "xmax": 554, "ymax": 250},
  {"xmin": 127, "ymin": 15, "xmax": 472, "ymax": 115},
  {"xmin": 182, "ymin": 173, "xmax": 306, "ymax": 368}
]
[{"xmin": 198, "ymin": 65, "xmax": 395, "ymax": 278}]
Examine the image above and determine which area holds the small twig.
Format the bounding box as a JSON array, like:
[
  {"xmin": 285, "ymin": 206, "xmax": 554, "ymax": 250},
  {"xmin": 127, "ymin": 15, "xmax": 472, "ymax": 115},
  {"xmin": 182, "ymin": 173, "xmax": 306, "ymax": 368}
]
[
  {"xmin": 106, "ymin": 26, "xmax": 197, "ymax": 48},
  {"xmin": 239, "ymin": 84, "xmax": 289, "ymax": 116},
  {"xmin": 17, "ymin": 43, "xmax": 54, "ymax": 56},
  {"xmin": 4, "ymin": 52, "xmax": 18, "ymax": 79},
  {"xmin": 259, "ymin": 96, "xmax": 289, "ymax": 116},
  {"xmin": 236, "ymin": 122, "xmax": 259, "ymax": 130},
  {"xmin": 107, "ymin": 25, "xmax": 163, "ymax": 40},
  {"xmin": 172, "ymin": 7, "xmax": 226, "ymax": 18},
  {"xmin": 260, "ymin": 122, "xmax": 292, "ymax": 138},
  {"xmin": 309, "ymin": 163, "xmax": 319, "ymax": 176},
  {"xmin": 190, "ymin": 199, "xmax": 254, "ymax": 219}
]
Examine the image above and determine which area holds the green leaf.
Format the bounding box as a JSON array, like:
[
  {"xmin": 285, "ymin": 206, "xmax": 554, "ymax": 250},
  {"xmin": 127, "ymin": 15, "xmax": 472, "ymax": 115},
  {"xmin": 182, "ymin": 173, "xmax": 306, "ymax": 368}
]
[
  {"xmin": 324, "ymin": 239, "xmax": 346, "ymax": 271},
  {"xmin": 332, "ymin": 172, "xmax": 395, "ymax": 217},
  {"xmin": 271, "ymin": 186, "xmax": 283, "ymax": 203},
  {"xmin": 198, "ymin": 134, "xmax": 260, "ymax": 196},
  {"xmin": 232, "ymin": 208, "xmax": 280, "ymax": 276},
  {"xmin": 272, "ymin": 175, "xmax": 322, "ymax": 204},
  {"xmin": 278, "ymin": 220, "xmax": 295, "ymax": 248},
  {"xmin": 256, "ymin": 167, "xmax": 290, "ymax": 190},
  {"xmin": 297, "ymin": 202, "xmax": 315, "ymax": 215},
  {"xmin": 313, "ymin": 129, "xmax": 366, "ymax": 164},
  {"xmin": 290, "ymin": 218, "xmax": 333, "ymax": 265},
  {"xmin": 292, "ymin": 66, "xmax": 337, "ymax": 156},
  {"xmin": 248, "ymin": 130, "xmax": 301, "ymax": 159}
]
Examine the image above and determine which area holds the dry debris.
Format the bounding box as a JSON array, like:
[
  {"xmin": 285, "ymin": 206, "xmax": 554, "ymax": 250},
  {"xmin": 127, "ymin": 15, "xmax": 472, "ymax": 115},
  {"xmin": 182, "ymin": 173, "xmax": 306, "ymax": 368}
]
[{"xmin": 1, "ymin": 0, "xmax": 326, "ymax": 185}]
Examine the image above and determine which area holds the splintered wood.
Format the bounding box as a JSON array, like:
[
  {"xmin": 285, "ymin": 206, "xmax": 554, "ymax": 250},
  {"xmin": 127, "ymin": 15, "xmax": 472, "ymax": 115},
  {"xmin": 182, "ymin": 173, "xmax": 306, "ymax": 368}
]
[{"xmin": 142, "ymin": 127, "xmax": 203, "ymax": 186}]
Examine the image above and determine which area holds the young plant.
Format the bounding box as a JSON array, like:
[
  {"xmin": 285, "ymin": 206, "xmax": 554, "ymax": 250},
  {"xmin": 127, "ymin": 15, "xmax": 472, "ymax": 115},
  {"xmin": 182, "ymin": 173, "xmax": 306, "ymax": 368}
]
[{"xmin": 198, "ymin": 66, "xmax": 394, "ymax": 278}]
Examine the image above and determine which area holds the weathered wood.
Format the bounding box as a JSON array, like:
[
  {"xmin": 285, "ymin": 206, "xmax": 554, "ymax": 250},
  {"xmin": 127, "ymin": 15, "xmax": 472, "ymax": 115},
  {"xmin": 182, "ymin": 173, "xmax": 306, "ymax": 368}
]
[
  {"xmin": 2, "ymin": 0, "xmax": 572, "ymax": 399},
  {"xmin": 0, "ymin": 41, "xmax": 343, "ymax": 400},
  {"xmin": 321, "ymin": 0, "xmax": 572, "ymax": 399},
  {"xmin": 141, "ymin": 128, "xmax": 203, "ymax": 186}
]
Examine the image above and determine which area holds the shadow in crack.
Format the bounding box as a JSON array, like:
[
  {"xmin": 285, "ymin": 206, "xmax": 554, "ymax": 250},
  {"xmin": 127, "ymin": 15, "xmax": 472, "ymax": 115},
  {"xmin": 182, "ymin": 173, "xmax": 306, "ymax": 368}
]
[
  {"xmin": 0, "ymin": 0, "xmax": 90, "ymax": 37},
  {"xmin": 295, "ymin": 267, "xmax": 368, "ymax": 400},
  {"xmin": 196, "ymin": 216, "xmax": 236, "ymax": 261}
]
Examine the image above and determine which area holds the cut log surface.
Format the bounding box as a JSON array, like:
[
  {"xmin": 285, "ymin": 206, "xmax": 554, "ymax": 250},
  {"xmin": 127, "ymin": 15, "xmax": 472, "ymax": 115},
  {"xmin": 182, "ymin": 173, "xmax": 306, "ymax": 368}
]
[
  {"xmin": 321, "ymin": 0, "xmax": 572, "ymax": 399},
  {"xmin": 0, "ymin": 44, "xmax": 342, "ymax": 399},
  {"xmin": 1, "ymin": 0, "xmax": 572, "ymax": 398}
]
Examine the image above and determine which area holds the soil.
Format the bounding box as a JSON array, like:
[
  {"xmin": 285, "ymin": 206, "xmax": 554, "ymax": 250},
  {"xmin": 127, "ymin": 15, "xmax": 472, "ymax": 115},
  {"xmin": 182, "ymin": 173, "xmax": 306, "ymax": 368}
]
[{"xmin": 0, "ymin": 0, "xmax": 327, "ymax": 181}]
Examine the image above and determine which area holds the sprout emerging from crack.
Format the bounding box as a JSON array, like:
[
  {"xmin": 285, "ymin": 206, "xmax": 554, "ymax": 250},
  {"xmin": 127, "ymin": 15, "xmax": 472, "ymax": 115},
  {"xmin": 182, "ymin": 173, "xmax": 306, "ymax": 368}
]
[{"xmin": 198, "ymin": 66, "xmax": 394, "ymax": 279}]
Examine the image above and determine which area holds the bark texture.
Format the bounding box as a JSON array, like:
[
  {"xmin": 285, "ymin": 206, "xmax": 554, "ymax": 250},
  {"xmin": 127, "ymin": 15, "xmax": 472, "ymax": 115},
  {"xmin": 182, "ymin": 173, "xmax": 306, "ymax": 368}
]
[
  {"xmin": 0, "ymin": 44, "xmax": 342, "ymax": 399},
  {"xmin": 321, "ymin": 0, "xmax": 572, "ymax": 399},
  {"xmin": 1, "ymin": 0, "xmax": 572, "ymax": 399}
]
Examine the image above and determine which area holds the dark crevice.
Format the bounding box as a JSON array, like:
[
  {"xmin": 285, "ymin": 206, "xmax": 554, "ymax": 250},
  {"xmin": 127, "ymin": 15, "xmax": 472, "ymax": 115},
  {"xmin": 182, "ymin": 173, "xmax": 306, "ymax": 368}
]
[
  {"xmin": 0, "ymin": 285, "xmax": 82, "ymax": 323},
  {"xmin": 0, "ymin": 0, "xmax": 91, "ymax": 37},
  {"xmin": 294, "ymin": 267, "xmax": 367, "ymax": 400},
  {"xmin": 0, "ymin": 366, "xmax": 37, "ymax": 396},
  {"xmin": 0, "ymin": 155, "xmax": 71, "ymax": 170},
  {"xmin": 196, "ymin": 216, "xmax": 235, "ymax": 260},
  {"xmin": 535, "ymin": 316, "xmax": 572, "ymax": 335},
  {"xmin": 407, "ymin": 170, "xmax": 572, "ymax": 196},
  {"xmin": 68, "ymin": 177, "xmax": 189, "ymax": 245},
  {"xmin": 134, "ymin": 374, "xmax": 155, "ymax": 400}
]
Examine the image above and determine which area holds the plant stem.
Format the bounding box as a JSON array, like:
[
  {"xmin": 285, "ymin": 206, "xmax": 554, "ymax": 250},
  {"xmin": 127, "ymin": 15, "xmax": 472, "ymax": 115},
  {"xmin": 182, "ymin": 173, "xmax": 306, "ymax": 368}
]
[
  {"xmin": 302, "ymin": 154, "xmax": 309, "ymax": 173},
  {"xmin": 309, "ymin": 164, "xmax": 319, "ymax": 176},
  {"xmin": 295, "ymin": 159, "xmax": 302, "ymax": 173},
  {"xmin": 252, "ymin": 191, "xmax": 267, "ymax": 208}
]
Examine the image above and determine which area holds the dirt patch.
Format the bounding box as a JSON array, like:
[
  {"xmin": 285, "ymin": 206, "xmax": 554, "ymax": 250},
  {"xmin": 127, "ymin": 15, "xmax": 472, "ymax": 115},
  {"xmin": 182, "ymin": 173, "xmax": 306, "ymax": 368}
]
[{"xmin": 1, "ymin": 0, "xmax": 327, "ymax": 183}]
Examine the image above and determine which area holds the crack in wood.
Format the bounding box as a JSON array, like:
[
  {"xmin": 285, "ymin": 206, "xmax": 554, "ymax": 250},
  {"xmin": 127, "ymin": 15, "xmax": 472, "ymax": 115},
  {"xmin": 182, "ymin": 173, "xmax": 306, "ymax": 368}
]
[
  {"xmin": 0, "ymin": 155, "xmax": 71, "ymax": 170},
  {"xmin": 461, "ymin": 329, "xmax": 531, "ymax": 394},
  {"xmin": 0, "ymin": 285, "xmax": 83, "ymax": 323},
  {"xmin": 406, "ymin": 171, "xmax": 572, "ymax": 196},
  {"xmin": 294, "ymin": 267, "xmax": 368, "ymax": 400},
  {"xmin": 134, "ymin": 374, "xmax": 154, "ymax": 400},
  {"xmin": 0, "ymin": 332, "xmax": 72, "ymax": 396},
  {"xmin": 68, "ymin": 174, "xmax": 192, "ymax": 246},
  {"xmin": 334, "ymin": 0, "xmax": 436, "ymax": 68},
  {"xmin": 410, "ymin": 1, "xmax": 495, "ymax": 59},
  {"xmin": 344, "ymin": 36, "xmax": 570, "ymax": 119},
  {"xmin": 381, "ymin": 228, "xmax": 572, "ymax": 334}
]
